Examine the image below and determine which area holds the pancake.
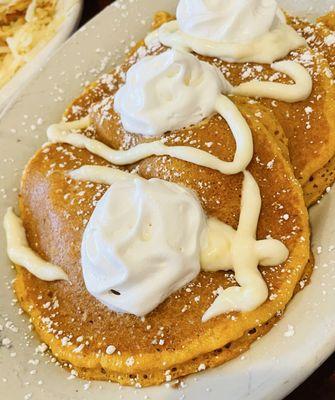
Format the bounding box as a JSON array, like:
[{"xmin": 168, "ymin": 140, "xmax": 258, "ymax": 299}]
[
  {"xmin": 202, "ymin": 37, "xmax": 335, "ymax": 189},
  {"xmin": 14, "ymin": 84, "xmax": 310, "ymax": 385},
  {"xmin": 60, "ymin": 252, "xmax": 314, "ymax": 387},
  {"xmin": 288, "ymin": 15, "xmax": 335, "ymax": 206},
  {"xmin": 145, "ymin": 12, "xmax": 335, "ymax": 191}
]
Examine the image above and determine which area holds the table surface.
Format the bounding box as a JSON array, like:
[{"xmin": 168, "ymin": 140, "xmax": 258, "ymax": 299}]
[{"xmin": 80, "ymin": 1, "xmax": 335, "ymax": 399}]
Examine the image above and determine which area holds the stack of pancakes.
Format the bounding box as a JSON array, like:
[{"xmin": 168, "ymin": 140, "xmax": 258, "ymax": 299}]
[{"xmin": 12, "ymin": 10, "xmax": 335, "ymax": 386}]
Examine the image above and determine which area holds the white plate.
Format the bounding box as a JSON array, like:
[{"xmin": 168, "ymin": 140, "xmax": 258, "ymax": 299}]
[
  {"xmin": 0, "ymin": 0, "xmax": 83, "ymax": 115},
  {"xmin": 0, "ymin": 1, "xmax": 335, "ymax": 399}
]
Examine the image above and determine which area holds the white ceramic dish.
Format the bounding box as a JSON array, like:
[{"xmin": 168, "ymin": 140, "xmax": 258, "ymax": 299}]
[
  {"xmin": 0, "ymin": 0, "xmax": 83, "ymax": 115},
  {"xmin": 0, "ymin": 1, "xmax": 335, "ymax": 399}
]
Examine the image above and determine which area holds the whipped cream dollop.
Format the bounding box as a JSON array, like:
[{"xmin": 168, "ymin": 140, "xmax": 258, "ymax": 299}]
[
  {"xmin": 74, "ymin": 166, "xmax": 288, "ymax": 320},
  {"xmin": 177, "ymin": 0, "xmax": 280, "ymax": 43},
  {"xmin": 146, "ymin": 0, "xmax": 305, "ymax": 64},
  {"xmin": 81, "ymin": 175, "xmax": 206, "ymax": 316},
  {"xmin": 114, "ymin": 49, "xmax": 228, "ymax": 136}
]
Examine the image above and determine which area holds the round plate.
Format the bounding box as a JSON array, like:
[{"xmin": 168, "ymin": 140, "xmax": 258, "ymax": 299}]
[{"xmin": 0, "ymin": 1, "xmax": 334, "ymax": 399}]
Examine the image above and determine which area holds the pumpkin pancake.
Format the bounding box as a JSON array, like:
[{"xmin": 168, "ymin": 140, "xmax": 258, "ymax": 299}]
[
  {"xmin": 65, "ymin": 316, "xmax": 277, "ymax": 386},
  {"xmin": 58, "ymin": 252, "xmax": 314, "ymax": 387},
  {"xmin": 14, "ymin": 80, "xmax": 310, "ymax": 386},
  {"xmin": 144, "ymin": 12, "xmax": 335, "ymax": 191},
  {"xmin": 288, "ymin": 15, "xmax": 335, "ymax": 206}
]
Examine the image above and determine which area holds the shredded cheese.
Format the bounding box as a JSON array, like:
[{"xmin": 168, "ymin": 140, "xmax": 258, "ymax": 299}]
[{"xmin": 0, "ymin": 0, "xmax": 60, "ymax": 89}]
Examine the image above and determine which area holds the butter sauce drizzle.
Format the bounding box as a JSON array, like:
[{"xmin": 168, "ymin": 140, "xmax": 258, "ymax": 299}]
[
  {"xmin": 3, "ymin": 207, "xmax": 68, "ymax": 281},
  {"xmin": 47, "ymin": 94, "xmax": 253, "ymax": 176}
]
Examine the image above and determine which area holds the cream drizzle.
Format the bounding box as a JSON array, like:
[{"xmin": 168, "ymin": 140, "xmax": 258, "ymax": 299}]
[
  {"xmin": 69, "ymin": 165, "xmax": 136, "ymax": 185},
  {"xmin": 231, "ymin": 61, "xmax": 313, "ymax": 103},
  {"xmin": 47, "ymin": 99, "xmax": 253, "ymax": 175},
  {"xmin": 3, "ymin": 207, "xmax": 68, "ymax": 281},
  {"xmin": 69, "ymin": 166, "xmax": 289, "ymax": 320},
  {"xmin": 145, "ymin": 21, "xmax": 312, "ymax": 103},
  {"xmin": 145, "ymin": 20, "xmax": 305, "ymax": 64},
  {"xmin": 201, "ymin": 171, "xmax": 288, "ymax": 321}
]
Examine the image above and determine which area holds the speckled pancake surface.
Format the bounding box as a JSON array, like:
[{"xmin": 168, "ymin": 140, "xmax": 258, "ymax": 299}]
[
  {"xmin": 60, "ymin": 252, "xmax": 315, "ymax": 387},
  {"xmin": 208, "ymin": 38, "xmax": 335, "ymax": 189},
  {"xmin": 288, "ymin": 15, "xmax": 335, "ymax": 206},
  {"xmin": 15, "ymin": 76, "xmax": 310, "ymax": 386}
]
